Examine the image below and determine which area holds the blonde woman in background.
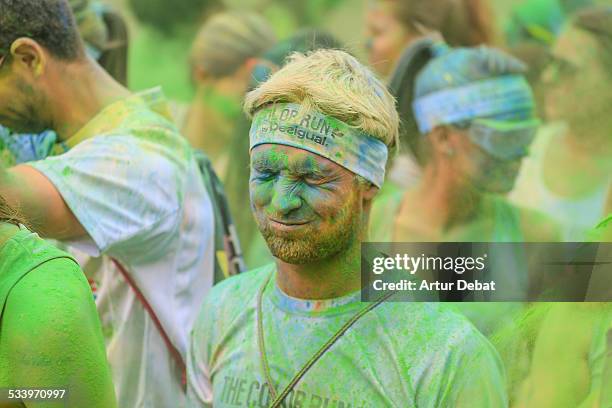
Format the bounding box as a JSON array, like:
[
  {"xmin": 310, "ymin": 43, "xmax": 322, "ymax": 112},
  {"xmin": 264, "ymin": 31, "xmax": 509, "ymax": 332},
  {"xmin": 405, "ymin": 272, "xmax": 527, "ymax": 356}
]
[{"xmin": 183, "ymin": 11, "xmax": 276, "ymax": 180}]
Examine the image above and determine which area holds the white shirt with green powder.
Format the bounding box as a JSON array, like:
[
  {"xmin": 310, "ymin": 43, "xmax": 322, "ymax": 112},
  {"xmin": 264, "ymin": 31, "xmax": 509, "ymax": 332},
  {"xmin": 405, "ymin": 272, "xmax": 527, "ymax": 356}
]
[
  {"xmin": 187, "ymin": 264, "xmax": 508, "ymax": 407},
  {"xmin": 26, "ymin": 88, "xmax": 216, "ymax": 408}
]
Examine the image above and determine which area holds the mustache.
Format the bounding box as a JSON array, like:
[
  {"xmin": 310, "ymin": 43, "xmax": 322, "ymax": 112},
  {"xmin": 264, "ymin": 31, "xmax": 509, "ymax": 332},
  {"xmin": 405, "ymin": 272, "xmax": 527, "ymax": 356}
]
[{"xmin": 263, "ymin": 211, "xmax": 317, "ymax": 225}]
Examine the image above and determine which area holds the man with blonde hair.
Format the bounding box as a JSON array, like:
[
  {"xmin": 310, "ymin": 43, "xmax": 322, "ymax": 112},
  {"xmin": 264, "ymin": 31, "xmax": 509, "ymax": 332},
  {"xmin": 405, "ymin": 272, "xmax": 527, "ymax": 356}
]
[{"xmin": 187, "ymin": 49, "xmax": 506, "ymax": 407}]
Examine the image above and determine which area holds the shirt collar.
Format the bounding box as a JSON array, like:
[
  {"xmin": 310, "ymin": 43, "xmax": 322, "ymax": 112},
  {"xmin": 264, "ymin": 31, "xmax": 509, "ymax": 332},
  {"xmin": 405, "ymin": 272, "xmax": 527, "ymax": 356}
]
[
  {"xmin": 267, "ymin": 269, "xmax": 363, "ymax": 316},
  {"xmin": 58, "ymin": 87, "xmax": 173, "ymax": 151}
]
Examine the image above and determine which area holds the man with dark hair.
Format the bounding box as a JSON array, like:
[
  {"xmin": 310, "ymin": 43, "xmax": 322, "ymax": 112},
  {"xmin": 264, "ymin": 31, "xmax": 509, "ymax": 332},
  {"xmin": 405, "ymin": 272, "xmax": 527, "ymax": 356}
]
[
  {"xmin": 0, "ymin": 0, "xmax": 128, "ymax": 166},
  {"xmin": 0, "ymin": 1, "xmax": 217, "ymax": 407}
]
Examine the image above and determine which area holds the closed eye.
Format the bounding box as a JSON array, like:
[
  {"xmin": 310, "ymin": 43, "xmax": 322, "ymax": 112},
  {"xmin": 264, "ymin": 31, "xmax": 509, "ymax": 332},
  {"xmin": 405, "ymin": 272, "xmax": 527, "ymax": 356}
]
[{"xmin": 252, "ymin": 168, "xmax": 278, "ymax": 181}]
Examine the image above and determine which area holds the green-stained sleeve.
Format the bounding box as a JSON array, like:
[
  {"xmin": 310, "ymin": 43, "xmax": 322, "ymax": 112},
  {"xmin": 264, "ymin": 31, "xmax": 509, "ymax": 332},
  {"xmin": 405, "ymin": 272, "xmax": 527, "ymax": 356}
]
[
  {"xmin": 1, "ymin": 258, "xmax": 117, "ymax": 408},
  {"xmin": 186, "ymin": 299, "xmax": 214, "ymax": 408},
  {"xmin": 446, "ymin": 327, "xmax": 509, "ymax": 408}
]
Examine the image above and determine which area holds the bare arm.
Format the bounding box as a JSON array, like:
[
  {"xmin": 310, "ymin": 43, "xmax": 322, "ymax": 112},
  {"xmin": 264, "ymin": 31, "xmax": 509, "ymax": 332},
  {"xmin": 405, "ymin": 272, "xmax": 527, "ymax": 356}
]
[
  {"xmin": 519, "ymin": 304, "xmax": 595, "ymax": 408},
  {"xmin": 0, "ymin": 164, "xmax": 86, "ymax": 240}
]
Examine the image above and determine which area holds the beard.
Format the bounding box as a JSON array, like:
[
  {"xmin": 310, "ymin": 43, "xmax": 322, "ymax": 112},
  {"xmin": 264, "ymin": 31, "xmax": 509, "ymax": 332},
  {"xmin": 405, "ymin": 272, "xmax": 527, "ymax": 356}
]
[
  {"xmin": 468, "ymin": 151, "xmax": 522, "ymax": 194},
  {"xmin": 0, "ymin": 108, "xmax": 47, "ymax": 134},
  {"xmin": 0, "ymin": 78, "xmax": 49, "ymax": 134},
  {"xmin": 255, "ymin": 192, "xmax": 363, "ymax": 265}
]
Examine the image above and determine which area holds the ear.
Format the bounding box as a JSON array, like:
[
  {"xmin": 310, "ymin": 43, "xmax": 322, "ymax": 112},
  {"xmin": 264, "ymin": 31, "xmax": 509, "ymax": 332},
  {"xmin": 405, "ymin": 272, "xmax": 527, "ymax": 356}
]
[
  {"xmin": 361, "ymin": 182, "xmax": 380, "ymax": 213},
  {"xmin": 429, "ymin": 126, "xmax": 456, "ymax": 157},
  {"xmin": 191, "ymin": 64, "xmax": 208, "ymax": 84},
  {"xmin": 10, "ymin": 38, "xmax": 47, "ymax": 77}
]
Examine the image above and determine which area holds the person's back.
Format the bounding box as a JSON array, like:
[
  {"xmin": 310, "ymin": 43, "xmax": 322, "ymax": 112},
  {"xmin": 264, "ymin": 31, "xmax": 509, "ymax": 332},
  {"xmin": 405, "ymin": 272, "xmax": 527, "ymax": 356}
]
[
  {"xmin": 515, "ymin": 217, "xmax": 612, "ymax": 407},
  {"xmin": 0, "ymin": 219, "xmax": 116, "ymax": 407}
]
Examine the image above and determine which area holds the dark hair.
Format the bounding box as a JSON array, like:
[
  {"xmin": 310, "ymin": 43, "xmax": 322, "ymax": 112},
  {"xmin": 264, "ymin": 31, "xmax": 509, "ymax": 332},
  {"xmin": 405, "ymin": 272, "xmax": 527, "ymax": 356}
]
[
  {"xmin": 98, "ymin": 7, "xmax": 129, "ymax": 86},
  {"xmin": 128, "ymin": 0, "xmax": 224, "ymax": 35},
  {"xmin": 0, "ymin": 196, "xmax": 24, "ymax": 227},
  {"xmin": 0, "ymin": 0, "xmax": 84, "ymax": 60},
  {"xmin": 388, "ymin": 39, "xmax": 436, "ymax": 163},
  {"xmin": 573, "ymin": 6, "xmax": 612, "ymax": 76},
  {"xmin": 384, "ymin": 0, "xmax": 493, "ymax": 47}
]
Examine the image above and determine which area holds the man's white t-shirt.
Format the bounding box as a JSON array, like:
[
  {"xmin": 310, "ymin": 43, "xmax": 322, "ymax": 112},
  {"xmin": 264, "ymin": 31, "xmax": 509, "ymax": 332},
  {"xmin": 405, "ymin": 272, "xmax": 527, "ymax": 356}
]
[
  {"xmin": 28, "ymin": 88, "xmax": 215, "ymax": 408},
  {"xmin": 187, "ymin": 264, "xmax": 508, "ymax": 407}
]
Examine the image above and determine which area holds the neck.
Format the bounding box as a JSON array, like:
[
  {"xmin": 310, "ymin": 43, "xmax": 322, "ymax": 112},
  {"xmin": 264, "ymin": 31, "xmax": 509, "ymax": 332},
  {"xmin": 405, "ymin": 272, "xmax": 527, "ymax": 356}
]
[
  {"xmin": 275, "ymin": 231, "xmax": 364, "ymax": 300},
  {"xmin": 411, "ymin": 162, "xmax": 485, "ymax": 230},
  {"xmin": 47, "ymin": 57, "xmax": 131, "ymax": 141}
]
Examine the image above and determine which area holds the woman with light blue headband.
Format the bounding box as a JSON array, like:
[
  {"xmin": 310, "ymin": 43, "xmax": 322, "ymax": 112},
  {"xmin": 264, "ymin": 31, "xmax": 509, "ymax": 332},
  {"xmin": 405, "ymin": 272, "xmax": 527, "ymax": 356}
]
[
  {"xmin": 369, "ymin": 39, "xmax": 562, "ymax": 403},
  {"xmin": 371, "ymin": 38, "xmax": 561, "ymax": 244}
]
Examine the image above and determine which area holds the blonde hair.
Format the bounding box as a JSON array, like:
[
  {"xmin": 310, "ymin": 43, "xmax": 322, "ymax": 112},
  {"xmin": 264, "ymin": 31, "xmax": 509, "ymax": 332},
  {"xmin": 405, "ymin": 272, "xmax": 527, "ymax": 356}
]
[
  {"xmin": 244, "ymin": 49, "xmax": 399, "ymax": 148},
  {"xmin": 190, "ymin": 11, "xmax": 276, "ymax": 78},
  {"xmin": 0, "ymin": 195, "xmax": 24, "ymax": 227}
]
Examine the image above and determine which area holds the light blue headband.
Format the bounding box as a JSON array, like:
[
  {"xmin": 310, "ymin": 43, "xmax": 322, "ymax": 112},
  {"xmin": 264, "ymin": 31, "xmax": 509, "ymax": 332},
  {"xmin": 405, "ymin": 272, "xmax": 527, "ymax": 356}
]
[
  {"xmin": 412, "ymin": 75, "xmax": 536, "ymax": 134},
  {"xmin": 249, "ymin": 103, "xmax": 389, "ymax": 187}
]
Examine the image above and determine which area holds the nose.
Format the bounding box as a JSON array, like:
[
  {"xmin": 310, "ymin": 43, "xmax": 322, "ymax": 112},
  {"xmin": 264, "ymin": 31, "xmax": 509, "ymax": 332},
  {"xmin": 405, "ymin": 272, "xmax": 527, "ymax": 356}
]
[{"xmin": 269, "ymin": 177, "xmax": 303, "ymax": 216}]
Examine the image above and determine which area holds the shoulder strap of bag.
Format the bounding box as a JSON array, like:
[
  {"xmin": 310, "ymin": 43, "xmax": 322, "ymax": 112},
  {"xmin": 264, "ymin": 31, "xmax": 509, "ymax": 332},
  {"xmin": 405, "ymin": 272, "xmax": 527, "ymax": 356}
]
[
  {"xmin": 111, "ymin": 258, "xmax": 187, "ymax": 391},
  {"xmin": 193, "ymin": 149, "xmax": 246, "ymax": 278},
  {"xmin": 257, "ymin": 271, "xmax": 394, "ymax": 407}
]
